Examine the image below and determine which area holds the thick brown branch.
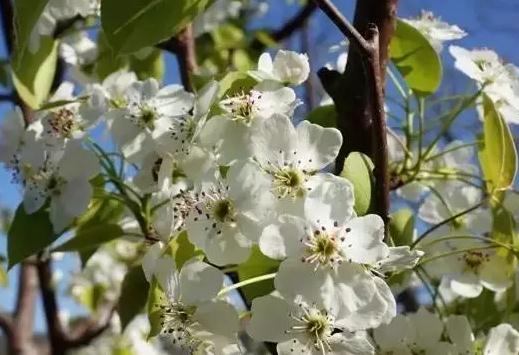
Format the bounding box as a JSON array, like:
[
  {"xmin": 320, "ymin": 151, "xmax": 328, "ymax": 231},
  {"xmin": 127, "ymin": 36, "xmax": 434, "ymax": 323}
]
[
  {"xmin": 314, "ymin": 0, "xmax": 390, "ymax": 229},
  {"xmin": 159, "ymin": 24, "xmax": 197, "ymax": 92},
  {"xmin": 365, "ymin": 26, "xmax": 390, "ymax": 229},
  {"xmin": 37, "ymin": 257, "xmax": 68, "ymax": 355},
  {"xmin": 251, "ymin": 2, "xmax": 317, "ymax": 51}
]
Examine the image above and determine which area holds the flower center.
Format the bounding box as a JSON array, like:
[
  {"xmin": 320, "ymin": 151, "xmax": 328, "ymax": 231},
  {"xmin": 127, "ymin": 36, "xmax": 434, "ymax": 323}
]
[
  {"xmin": 462, "ymin": 250, "xmax": 489, "ymax": 272},
  {"xmin": 273, "ymin": 167, "xmax": 306, "ymax": 199},
  {"xmin": 46, "ymin": 175, "xmax": 66, "ymax": 196},
  {"xmin": 160, "ymin": 301, "xmax": 201, "ymax": 350},
  {"xmin": 302, "ymin": 229, "xmax": 344, "ymax": 269},
  {"xmin": 222, "ymin": 91, "xmax": 261, "ymax": 124},
  {"xmin": 139, "ymin": 106, "xmax": 157, "ymax": 128},
  {"xmin": 211, "ymin": 198, "xmax": 235, "ymax": 223},
  {"xmin": 288, "ymin": 305, "xmax": 334, "ymax": 354},
  {"xmin": 48, "ymin": 108, "xmax": 76, "ymax": 137}
]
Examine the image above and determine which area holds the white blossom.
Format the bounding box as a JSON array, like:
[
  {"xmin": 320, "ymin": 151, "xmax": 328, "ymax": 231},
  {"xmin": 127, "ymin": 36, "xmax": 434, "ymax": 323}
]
[
  {"xmin": 251, "ymin": 50, "xmax": 310, "ymax": 85},
  {"xmin": 248, "ymin": 293, "xmax": 375, "ymax": 355},
  {"xmin": 404, "ymin": 10, "xmax": 466, "ymax": 52}
]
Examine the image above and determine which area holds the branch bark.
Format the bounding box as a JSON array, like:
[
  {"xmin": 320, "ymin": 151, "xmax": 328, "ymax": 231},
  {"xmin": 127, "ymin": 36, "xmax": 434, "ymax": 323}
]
[
  {"xmin": 159, "ymin": 24, "xmax": 197, "ymax": 92},
  {"xmin": 313, "ymin": 0, "xmax": 392, "ymax": 229}
]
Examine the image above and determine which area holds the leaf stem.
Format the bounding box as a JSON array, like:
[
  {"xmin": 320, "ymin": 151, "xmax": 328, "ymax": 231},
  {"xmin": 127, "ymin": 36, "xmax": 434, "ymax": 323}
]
[{"xmin": 217, "ymin": 273, "xmax": 276, "ymax": 297}]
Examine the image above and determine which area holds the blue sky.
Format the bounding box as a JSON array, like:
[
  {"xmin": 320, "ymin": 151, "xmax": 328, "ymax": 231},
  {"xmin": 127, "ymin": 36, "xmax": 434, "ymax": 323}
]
[{"xmin": 0, "ymin": 0, "xmax": 518, "ymax": 333}]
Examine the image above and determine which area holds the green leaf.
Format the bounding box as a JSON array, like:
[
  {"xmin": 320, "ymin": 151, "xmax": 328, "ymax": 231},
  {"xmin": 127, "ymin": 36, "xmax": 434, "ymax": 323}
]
[
  {"xmin": 8, "ymin": 204, "xmax": 56, "ymax": 269},
  {"xmin": 232, "ymin": 49, "xmax": 253, "ymax": 71},
  {"xmin": 389, "ymin": 208, "xmax": 415, "ymax": 247},
  {"xmin": 164, "ymin": 231, "xmax": 203, "ymax": 269},
  {"xmin": 129, "ymin": 49, "xmax": 165, "ymax": 81},
  {"xmin": 305, "ymin": 105, "xmax": 337, "ymax": 128},
  {"xmin": 101, "ymin": 0, "xmax": 209, "ymax": 54},
  {"xmin": 340, "ymin": 152, "xmax": 375, "ymax": 216},
  {"xmin": 0, "ymin": 264, "xmax": 7, "ymax": 287},
  {"xmin": 13, "ymin": 0, "xmax": 50, "ymax": 59},
  {"xmin": 237, "ymin": 246, "xmax": 280, "ymax": 303},
  {"xmin": 147, "ymin": 279, "xmax": 165, "ymax": 339},
  {"xmin": 390, "ymin": 19, "xmax": 442, "ymax": 95},
  {"xmin": 12, "ymin": 36, "xmax": 58, "ymax": 109},
  {"xmin": 217, "ymin": 71, "xmax": 257, "ymax": 97},
  {"xmin": 212, "ymin": 24, "xmax": 245, "ymax": 50},
  {"xmin": 478, "ymin": 96, "xmax": 517, "ymax": 204},
  {"xmin": 118, "ymin": 266, "xmax": 150, "ymax": 330},
  {"xmin": 53, "ymin": 224, "xmax": 124, "ymax": 252},
  {"xmin": 492, "ymin": 206, "xmax": 519, "ymax": 253},
  {"xmin": 76, "ymin": 283, "xmax": 107, "ymax": 311},
  {"xmin": 95, "ymin": 31, "xmax": 129, "ymax": 80}
]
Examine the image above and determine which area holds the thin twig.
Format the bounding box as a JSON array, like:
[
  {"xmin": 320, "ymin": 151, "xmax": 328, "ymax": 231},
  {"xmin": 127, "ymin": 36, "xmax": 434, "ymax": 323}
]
[
  {"xmin": 411, "ymin": 200, "xmax": 487, "ymax": 248},
  {"xmin": 251, "ymin": 2, "xmax": 317, "ymax": 51},
  {"xmin": 313, "ymin": 0, "xmax": 371, "ymax": 54}
]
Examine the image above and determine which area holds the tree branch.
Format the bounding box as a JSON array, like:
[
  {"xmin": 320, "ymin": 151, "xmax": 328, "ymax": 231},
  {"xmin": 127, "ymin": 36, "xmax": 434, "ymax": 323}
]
[
  {"xmin": 37, "ymin": 256, "xmax": 114, "ymax": 353},
  {"xmin": 313, "ymin": 0, "xmax": 370, "ymax": 54},
  {"xmin": 314, "ymin": 0, "xmax": 391, "ymax": 230},
  {"xmin": 159, "ymin": 24, "xmax": 197, "ymax": 92},
  {"xmin": 36, "ymin": 257, "xmax": 68, "ymax": 355},
  {"xmin": 251, "ymin": 2, "xmax": 317, "ymax": 51}
]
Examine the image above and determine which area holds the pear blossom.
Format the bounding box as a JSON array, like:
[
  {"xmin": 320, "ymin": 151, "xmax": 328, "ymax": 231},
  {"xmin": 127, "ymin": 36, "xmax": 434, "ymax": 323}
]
[
  {"xmin": 29, "ymin": 0, "xmax": 99, "ymax": 53},
  {"xmin": 248, "ymin": 114, "xmax": 345, "ymax": 215},
  {"xmin": 484, "ymin": 323, "xmax": 519, "ymax": 355},
  {"xmin": 22, "ymin": 141, "xmax": 99, "ymax": 232},
  {"xmin": 0, "ymin": 107, "xmax": 26, "ymax": 165},
  {"xmin": 247, "ymin": 293, "xmax": 375, "ymax": 355},
  {"xmin": 418, "ymin": 184, "xmax": 490, "ymax": 232},
  {"xmin": 420, "ymin": 233, "xmax": 512, "ymax": 298},
  {"xmin": 38, "ymin": 82, "xmax": 102, "ymax": 149},
  {"xmin": 152, "ymin": 257, "xmax": 241, "ymax": 354},
  {"xmin": 404, "ymin": 10, "xmax": 466, "ymax": 52},
  {"xmin": 250, "ymin": 50, "xmax": 310, "ymax": 85},
  {"xmin": 199, "ymin": 87, "xmax": 298, "ymax": 164},
  {"xmin": 374, "ymin": 308, "xmax": 456, "ymax": 354},
  {"xmin": 260, "ymin": 179, "xmax": 396, "ymax": 330},
  {"xmin": 183, "ymin": 161, "xmax": 274, "ymax": 265},
  {"xmin": 449, "ymin": 46, "xmax": 519, "ymax": 124},
  {"xmin": 108, "ymin": 78, "xmax": 194, "ymax": 163}
]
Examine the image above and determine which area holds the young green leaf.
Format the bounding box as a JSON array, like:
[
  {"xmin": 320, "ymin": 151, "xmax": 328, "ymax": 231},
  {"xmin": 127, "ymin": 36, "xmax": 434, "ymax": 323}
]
[
  {"xmin": 164, "ymin": 231, "xmax": 203, "ymax": 269},
  {"xmin": 389, "ymin": 208, "xmax": 416, "ymax": 247},
  {"xmin": 390, "ymin": 19, "xmax": 442, "ymax": 95},
  {"xmin": 8, "ymin": 204, "xmax": 56, "ymax": 269},
  {"xmin": 341, "ymin": 152, "xmax": 375, "ymax": 216},
  {"xmin": 147, "ymin": 279, "xmax": 165, "ymax": 339},
  {"xmin": 237, "ymin": 246, "xmax": 280, "ymax": 303},
  {"xmin": 118, "ymin": 265, "xmax": 150, "ymax": 330},
  {"xmin": 479, "ymin": 95, "xmax": 518, "ymax": 204},
  {"xmin": 11, "ymin": 36, "xmax": 58, "ymax": 108},
  {"xmin": 305, "ymin": 105, "xmax": 337, "ymax": 128},
  {"xmin": 12, "ymin": 0, "xmax": 49, "ymax": 59},
  {"xmin": 101, "ymin": 0, "xmax": 209, "ymax": 54},
  {"xmin": 53, "ymin": 224, "xmax": 124, "ymax": 252}
]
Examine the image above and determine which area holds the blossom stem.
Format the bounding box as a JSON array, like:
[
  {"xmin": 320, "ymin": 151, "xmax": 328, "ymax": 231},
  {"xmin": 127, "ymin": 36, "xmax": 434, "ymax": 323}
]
[
  {"xmin": 217, "ymin": 273, "xmax": 276, "ymax": 297},
  {"xmin": 422, "ymin": 88, "xmax": 484, "ymax": 160},
  {"xmin": 423, "ymin": 141, "xmax": 481, "ymax": 163},
  {"xmin": 417, "ymin": 245, "xmax": 499, "ymax": 266},
  {"xmin": 419, "ymin": 234, "xmax": 513, "ymax": 251},
  {"xmin": 411, "ymin": 200, "xmax": 487, "ymax": 248}
]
